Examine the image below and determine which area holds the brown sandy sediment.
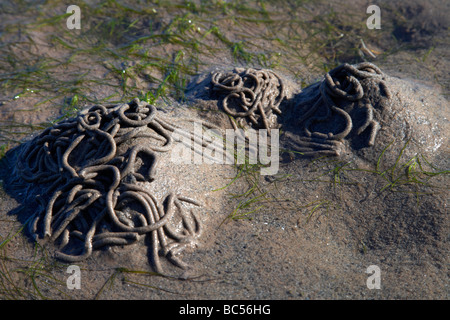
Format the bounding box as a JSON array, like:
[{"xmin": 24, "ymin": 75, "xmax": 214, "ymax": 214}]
[
  {"xmin": 0, "ymin": 0, "xmax": 448, "ymax": 300},
  {"xmin": 0, "ymin": 65, "xmax": 448, "ymax": 299}
]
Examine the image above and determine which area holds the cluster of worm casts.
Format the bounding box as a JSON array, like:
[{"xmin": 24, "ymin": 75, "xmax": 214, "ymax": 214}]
[
  {"xmin": 211, "ymin": 63, "xmax": 390, "ymax": 156},
  {"xmin": 211, "ymin": 67, "xmax": 286, "ymax": 131},
  {"xmin": 15, "ymin": 98, "xmax": 202, "ymax": 273}
]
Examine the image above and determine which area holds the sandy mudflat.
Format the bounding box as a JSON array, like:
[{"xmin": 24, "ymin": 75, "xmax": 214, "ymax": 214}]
[{"xmin": 0, "ymin": 0, "xmax": 448, "ymax": 301}]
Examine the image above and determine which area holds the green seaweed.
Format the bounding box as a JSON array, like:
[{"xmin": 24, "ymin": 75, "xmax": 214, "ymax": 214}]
[{"xmin": 0, "ymin": 0, "xmax": 448, "ymax": 300}]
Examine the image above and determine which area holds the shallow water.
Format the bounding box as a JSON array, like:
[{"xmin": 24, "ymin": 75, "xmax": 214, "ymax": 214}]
[{"xmin": 0, "ymin": 0, "xmax": 448, "ymax": 300}]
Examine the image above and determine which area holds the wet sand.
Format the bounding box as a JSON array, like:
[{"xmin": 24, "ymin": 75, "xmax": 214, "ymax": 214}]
[{"xmin": 0, "ymin": 0, "xmax": 448, "ymax": 300}]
